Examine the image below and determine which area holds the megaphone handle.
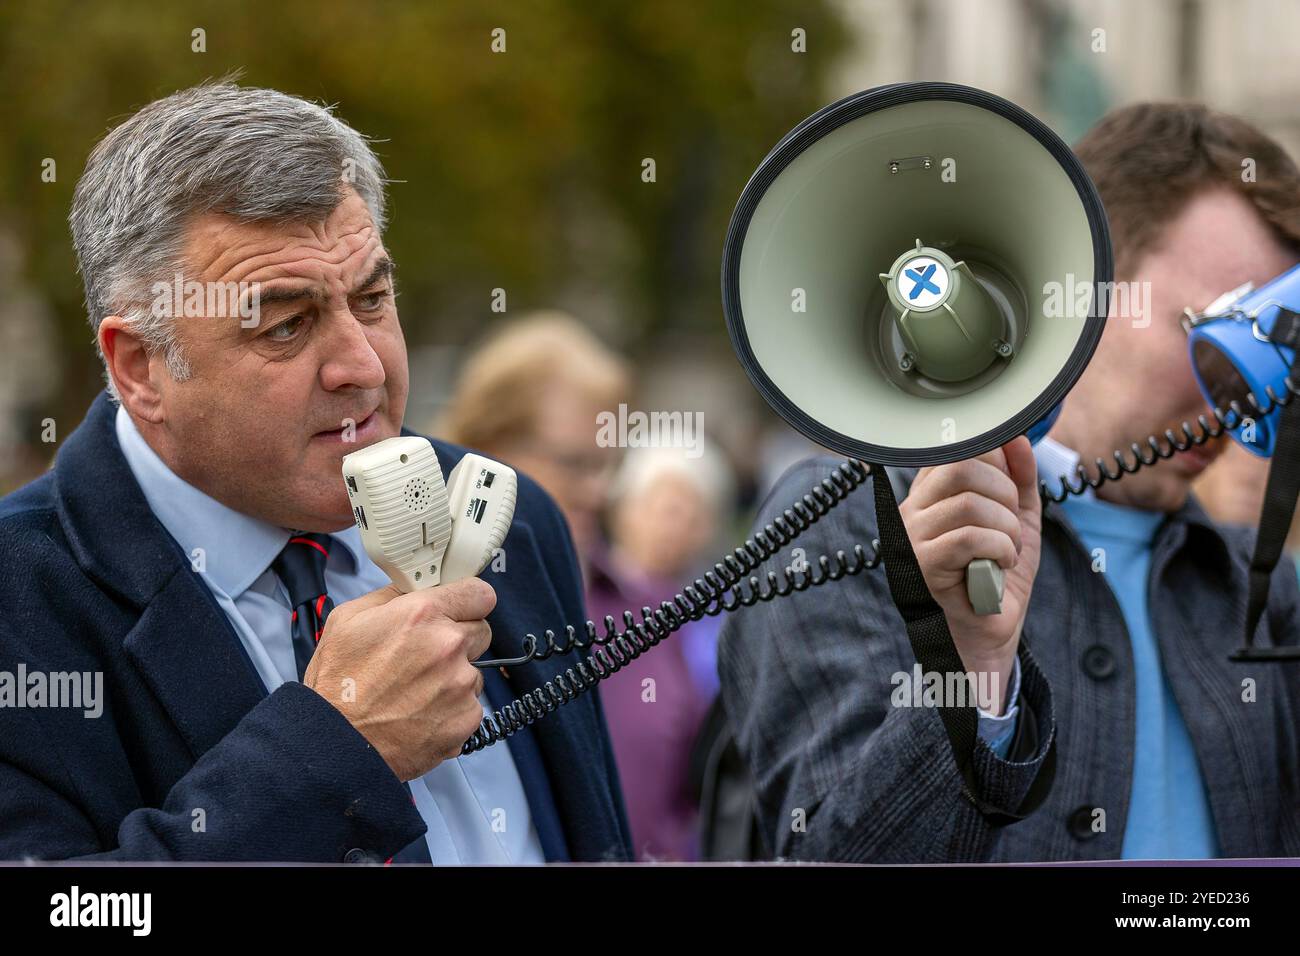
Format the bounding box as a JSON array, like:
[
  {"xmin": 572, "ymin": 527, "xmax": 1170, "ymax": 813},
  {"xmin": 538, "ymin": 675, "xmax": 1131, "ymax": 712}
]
[{"xmin": 966, "ymin": 558, "xmax": 1004, "ymax": 615}]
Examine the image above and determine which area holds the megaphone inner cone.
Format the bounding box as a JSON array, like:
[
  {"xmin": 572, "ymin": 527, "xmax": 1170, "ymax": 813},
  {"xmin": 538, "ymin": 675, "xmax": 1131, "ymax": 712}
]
[{"xmin": 872, "ymin": 241, "xmax": 1027, "ymax": 397}]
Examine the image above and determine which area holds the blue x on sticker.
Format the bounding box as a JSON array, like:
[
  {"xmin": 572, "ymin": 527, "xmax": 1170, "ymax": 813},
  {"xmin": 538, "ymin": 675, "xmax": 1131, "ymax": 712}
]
[{"xmin": 904, "ymin": 263, "xmax": 940, "ymax": 300}]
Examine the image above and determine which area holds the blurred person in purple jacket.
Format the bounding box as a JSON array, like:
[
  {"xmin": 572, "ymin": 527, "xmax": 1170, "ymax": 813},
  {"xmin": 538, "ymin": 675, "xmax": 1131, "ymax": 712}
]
[{"xmin": 588, "ymin": 442, "xmax": 735, "ymax": 859}]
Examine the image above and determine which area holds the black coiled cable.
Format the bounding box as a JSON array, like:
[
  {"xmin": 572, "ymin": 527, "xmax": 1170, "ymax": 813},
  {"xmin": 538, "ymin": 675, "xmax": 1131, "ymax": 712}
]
[
  {"xmin": 1038, "ymin": 372, "xmax": 1297, "ymax": 502},
  {"xmin": 463, "ymin": 370, "xmax": 1299, "ymax": 754},
  {"xmin": 461, "ymin": 458, "xmax": 878, "ymax": 753}
]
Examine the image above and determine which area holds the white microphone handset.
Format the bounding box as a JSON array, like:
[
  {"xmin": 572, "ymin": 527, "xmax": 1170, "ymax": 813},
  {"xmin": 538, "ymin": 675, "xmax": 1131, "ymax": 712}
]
[{"xmin": 341, "ymin": 436, "xmax": 516, "ymax": 592}]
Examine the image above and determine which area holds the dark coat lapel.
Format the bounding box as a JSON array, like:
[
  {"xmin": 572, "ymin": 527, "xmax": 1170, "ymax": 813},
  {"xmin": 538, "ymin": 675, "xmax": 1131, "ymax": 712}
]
[{"xmin": 53, "ymin": 392, "xmax": 269, "ymax": 759}]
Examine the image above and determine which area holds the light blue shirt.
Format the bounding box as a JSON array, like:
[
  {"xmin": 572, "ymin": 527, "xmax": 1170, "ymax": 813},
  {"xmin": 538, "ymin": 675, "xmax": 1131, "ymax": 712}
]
[
  {"xmin": 1059, "ymin": 493, "xmax": 1219, "ymax": 859},
  {"xmin": 115, "ymin": 405, "xmax": 544, "ymax": 864},
  {"xmin": 984, "ymin": 436, "xmax": 1218, "ymax": 857}
]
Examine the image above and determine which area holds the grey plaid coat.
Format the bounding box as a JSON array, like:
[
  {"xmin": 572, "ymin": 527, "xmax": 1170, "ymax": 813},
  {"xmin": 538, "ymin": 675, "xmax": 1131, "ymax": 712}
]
[{"xmin": 717, "ymin": 457, "xmax": 1300, "ymax": 861}]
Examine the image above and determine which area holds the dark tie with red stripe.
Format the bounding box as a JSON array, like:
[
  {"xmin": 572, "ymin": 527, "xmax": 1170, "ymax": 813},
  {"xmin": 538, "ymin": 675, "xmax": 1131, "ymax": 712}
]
[{"xmin": 272, "ymin": 532, "xmax": 336, "ymax": 681}]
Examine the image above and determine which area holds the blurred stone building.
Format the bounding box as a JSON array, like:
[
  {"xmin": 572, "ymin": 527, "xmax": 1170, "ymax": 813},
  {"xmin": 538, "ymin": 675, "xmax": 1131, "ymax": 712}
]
[{"xmin": 831, "ymin": 0, "xmax": 1300, "ymax": 155}]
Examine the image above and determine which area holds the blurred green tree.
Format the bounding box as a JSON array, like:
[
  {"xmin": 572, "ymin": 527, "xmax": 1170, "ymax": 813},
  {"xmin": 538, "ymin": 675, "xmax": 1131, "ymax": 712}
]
[{"xmin": 0, "ymin": 0, "xmax": 849, "ymax": 428}]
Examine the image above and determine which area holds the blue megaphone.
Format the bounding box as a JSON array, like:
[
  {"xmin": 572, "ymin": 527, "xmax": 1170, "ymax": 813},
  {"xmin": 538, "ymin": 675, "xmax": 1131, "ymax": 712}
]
[{"xmin": 1185, "ymin": 262, "xmax": 1300, "ymax": 457}]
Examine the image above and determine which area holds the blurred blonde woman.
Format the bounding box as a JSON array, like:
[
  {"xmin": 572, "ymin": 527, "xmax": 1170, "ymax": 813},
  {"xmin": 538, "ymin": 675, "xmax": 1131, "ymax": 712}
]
[{"xmin": 436, "ymin": 311, "xmax": 630, "ymax": 565}]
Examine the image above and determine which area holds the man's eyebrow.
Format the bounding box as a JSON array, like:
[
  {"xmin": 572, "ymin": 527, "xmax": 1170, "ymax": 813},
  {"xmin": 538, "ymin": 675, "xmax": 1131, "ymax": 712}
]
[
  {"xmin": 352, "ymin": 256, "xmax": 395, "ymax": 294},
  {"xmin": 240, "ymin": 257, "xmax": 394, "ymax": 314},
  {"xmin": 251, "ymin": 284, "xmax": 323, "ymax": 308}
]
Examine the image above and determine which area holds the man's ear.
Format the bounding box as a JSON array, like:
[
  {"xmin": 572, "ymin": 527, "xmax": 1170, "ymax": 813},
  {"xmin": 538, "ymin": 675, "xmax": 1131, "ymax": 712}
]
[{"xmin": 99, "ymin": 317, "xmax": 164, "ymax": 424}]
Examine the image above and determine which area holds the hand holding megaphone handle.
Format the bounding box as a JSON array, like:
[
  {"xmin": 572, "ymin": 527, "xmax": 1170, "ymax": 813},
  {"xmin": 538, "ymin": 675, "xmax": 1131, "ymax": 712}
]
[{"xmin": 966, "ymin": 558, "xmax": 1005, "ymax": 615}]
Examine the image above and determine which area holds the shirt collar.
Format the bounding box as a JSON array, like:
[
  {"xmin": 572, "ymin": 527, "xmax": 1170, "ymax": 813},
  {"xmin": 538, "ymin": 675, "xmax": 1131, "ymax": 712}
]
[
  {"xmin": 329, "ymin": 523, "xmax": 368, "ymax": 576},
  {"xmin": 114, "ymin": 405, "xmax": 363, "ymax": 598}
]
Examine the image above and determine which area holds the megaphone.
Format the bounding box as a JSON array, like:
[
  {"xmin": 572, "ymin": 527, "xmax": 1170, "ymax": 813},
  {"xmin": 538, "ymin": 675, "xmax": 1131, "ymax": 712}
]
[
  {"xmin": 1185, "ymin": 262, "xmax": 1300, "ymax": 457},
  {"xmin": 1183, "ymin": 261, "xmax": 1300, "ymax": 662},
  {"xmin": 722, "ymin": 82, "xmax": 1112, "ymax": 614}
]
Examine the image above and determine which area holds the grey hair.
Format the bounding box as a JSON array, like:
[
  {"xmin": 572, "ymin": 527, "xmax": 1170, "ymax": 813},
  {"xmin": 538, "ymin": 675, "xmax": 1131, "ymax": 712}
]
[{"xmin": 69, "ymin": 80, "xmax": 388, "ymax": 399}]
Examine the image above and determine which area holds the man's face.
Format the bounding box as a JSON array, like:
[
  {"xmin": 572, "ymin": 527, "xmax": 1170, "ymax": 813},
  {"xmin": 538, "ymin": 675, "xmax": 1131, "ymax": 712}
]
[
  {"xmin": 140, "ymin": 189, "xmax": 408, "ymax": 531},
  {"xmin": 1057, "ymin": 187, "xmax": 1298, "ymax": 512}
]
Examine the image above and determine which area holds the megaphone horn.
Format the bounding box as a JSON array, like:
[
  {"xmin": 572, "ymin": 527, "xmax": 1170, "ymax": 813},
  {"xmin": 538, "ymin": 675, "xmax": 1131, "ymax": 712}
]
[{"xmin": 722, "ymin": 82, "xmax": 1113, "ymax": 615}]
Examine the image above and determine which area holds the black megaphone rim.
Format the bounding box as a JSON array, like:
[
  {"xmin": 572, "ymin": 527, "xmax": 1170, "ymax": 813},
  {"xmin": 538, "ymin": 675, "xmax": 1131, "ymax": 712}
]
[{"xmin": 720, "ymin": 81, "xmax": 1113, "ymax": 467}]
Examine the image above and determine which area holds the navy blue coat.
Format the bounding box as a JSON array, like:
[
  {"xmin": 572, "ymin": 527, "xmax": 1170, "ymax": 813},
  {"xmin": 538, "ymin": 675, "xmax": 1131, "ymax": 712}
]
[{"xmin": 0, "ymin": 392, "xmax": 632, "ymax": 862}]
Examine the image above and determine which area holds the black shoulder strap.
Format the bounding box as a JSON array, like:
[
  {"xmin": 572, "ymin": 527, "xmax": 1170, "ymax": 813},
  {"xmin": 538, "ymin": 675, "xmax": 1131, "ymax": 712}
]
[
  {"xmin": 872, "ymin": 470, "xmax": 1056, "ymax": 824},
  {"xmin": 1238, "ymin": 345, "xmax": 1300, "ymax": 659}
]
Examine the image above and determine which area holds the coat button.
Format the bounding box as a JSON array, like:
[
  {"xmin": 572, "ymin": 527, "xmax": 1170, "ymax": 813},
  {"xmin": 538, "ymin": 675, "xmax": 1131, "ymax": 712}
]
[
  {"xmin": 1081, "ymin": 644, "xmax": 1116, "ymax": 681},
  {"xmin": 1067, "ymin": 805, "xmax": 1101, "ymax": 841},
  {"xmin": 343, "ymin": 848, "xmax": 377, "ymax": 864}
]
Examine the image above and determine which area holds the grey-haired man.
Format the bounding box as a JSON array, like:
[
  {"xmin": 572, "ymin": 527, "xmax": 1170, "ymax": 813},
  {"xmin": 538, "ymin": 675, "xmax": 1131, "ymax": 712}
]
[{"xmin": 0, "ymin": 83, "xmax": 631, "ymax": 862}]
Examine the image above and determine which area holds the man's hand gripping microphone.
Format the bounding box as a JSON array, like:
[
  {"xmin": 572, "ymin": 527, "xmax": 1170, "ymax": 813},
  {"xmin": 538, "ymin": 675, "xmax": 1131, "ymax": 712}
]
[{"xmin": 310, "ymin": 438, "xmax": 515, "ymax": 779}]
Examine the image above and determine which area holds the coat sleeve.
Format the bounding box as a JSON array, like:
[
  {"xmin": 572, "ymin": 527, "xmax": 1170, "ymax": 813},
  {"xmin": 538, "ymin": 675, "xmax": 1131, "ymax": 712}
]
[
  {"xmin": 0, "ymin": 502, "xmax": 428, "ymax": 862},
  {"xmin": 717, "ymin": 456, "xmax": 1056, "ymax": 862},
  {"xmin": 0, "ymin": 664, "xmax": 428, "ymax": 862}
]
